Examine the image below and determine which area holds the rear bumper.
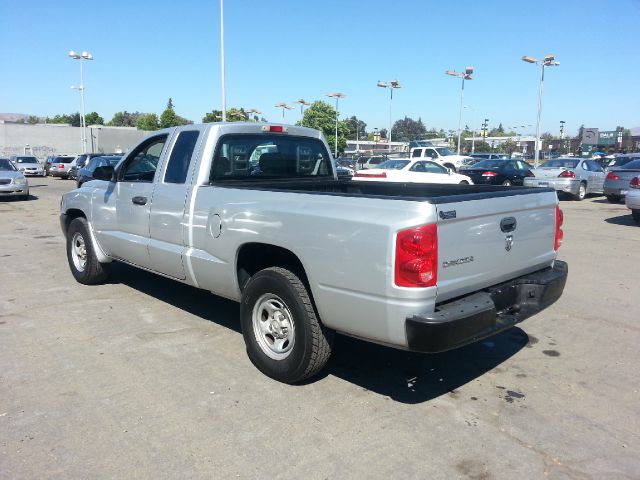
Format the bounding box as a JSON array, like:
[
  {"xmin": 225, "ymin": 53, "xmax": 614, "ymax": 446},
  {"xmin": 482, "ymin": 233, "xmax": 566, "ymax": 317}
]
[
  {"xmin": 405, "ymin": 260, "xmax": 568, "ymax": 353},
  {"xmin": 525, "ymin": 178, "xmax": 579, "ymax": 194}
]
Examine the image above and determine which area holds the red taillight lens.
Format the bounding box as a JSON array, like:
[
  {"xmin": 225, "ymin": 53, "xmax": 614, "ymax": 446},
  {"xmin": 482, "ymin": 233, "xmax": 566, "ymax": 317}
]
[
  {"xmin": 558, "ymin": 170, "xmax": 576, "ymax": 178},
  {"xmin": 524, "ymin": 170, "xmax": 535, "ymax": 177},
  {"xmin": 261, "ymin": 125, "xmax": 287, "ymax": 133},
  {"xmin": 554, "ymin": 205, "xmax": 564, "ymax": 251},
  {"xmin": 395, "ymin": 224, "xmax": 438, "ymax": 288},
  {"xmin": 482, "ymin": 171, "xmax": 498, "ymax": 177},
  {"xmin": 606, "ymin": 171, "xmax": 621, "ymax": 180},
  {"xmin": 630, "ymin": 177, "xmax": 640, "ymax": 189},
  {"xmin": 354, "ymin": 171, "xmax": 387, "ymax": 178},
  {"xmin": 59, "ymin": 163, "xmax": 65, "ymax": 168}
]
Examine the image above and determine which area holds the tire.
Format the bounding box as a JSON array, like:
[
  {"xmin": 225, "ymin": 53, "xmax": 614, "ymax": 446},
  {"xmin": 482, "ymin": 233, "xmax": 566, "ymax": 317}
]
[
  {"xmin": 240, "ymin": 267, "xmax": 333, "ymax": 384},
  {"xmin": 632, "ymin": 210, "xmax": 640, "ymax": 225},
  {"xmin": 502, "ymin": 179, "xmax": 513, "ymax": 186},
  {"xmin": 66, "ymin": 217, "xmax": 110, "ymax": 285},
  {"xmin": 606, "ymin": 194, "xmax": 621, "ymax": 203},
  {"xmin": 459, "ymin": 180, "xmax": 469, "ymax": 185},
  {"xmin": 574, "ymin": 182, "xmax": 586, "ymax": 201}
]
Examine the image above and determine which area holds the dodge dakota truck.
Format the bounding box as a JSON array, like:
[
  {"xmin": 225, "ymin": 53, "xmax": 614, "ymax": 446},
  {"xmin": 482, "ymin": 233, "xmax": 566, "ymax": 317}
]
[{"xmin": 60, "ymin": 122, "xmax": 568, "ymax": 383}]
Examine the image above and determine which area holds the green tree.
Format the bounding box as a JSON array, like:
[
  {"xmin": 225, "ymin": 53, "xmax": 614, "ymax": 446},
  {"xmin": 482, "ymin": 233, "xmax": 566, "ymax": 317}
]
[
  {"xmin": 203, "ymin": 110, "xmax": 222, "ymax": 123},
  {"xmin": 344, "ymin": 116, "xmax": 367, "ymax": 140},
  {"xmin": 49, "ymin": 113, "xmax": 81, "ymax": 127},
  {"xmin": 27, "ymin": 115, "xmax": 39, "ymax": 125},
  {"xmin": 298, "ymin": 101, "xmax": 349, "ymax": 154},
  {"xmin": 108, "ymin": 111, "xmax": 142, "ymax": 127},
  {"xmin": 391, "ymin": 116, "xmax": 427, "ymax": 142},
  {"xmin": 136, "ymin": 113, "xmax": 160, "ymax": 131},
  {"xmin": 84, "ymin": 112, "xmax": 104, "ymax": 125},
  {"xmin": 203, "ymin": 108, "xmax": 250, "ymax": 123},
  {"xmin": 159, "ymin": 98, "xmax": 192, "ymax": 128}
]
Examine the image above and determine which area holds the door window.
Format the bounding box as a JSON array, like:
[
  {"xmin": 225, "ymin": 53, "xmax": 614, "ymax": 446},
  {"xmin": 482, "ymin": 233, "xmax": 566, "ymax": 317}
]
[
  {"xmin": 119, "ymin": 135, "xmax": 168, "ymax": 182},
  {"xmin": 164, "ymin": 131, "xmax": 200, "ymax": 184}
]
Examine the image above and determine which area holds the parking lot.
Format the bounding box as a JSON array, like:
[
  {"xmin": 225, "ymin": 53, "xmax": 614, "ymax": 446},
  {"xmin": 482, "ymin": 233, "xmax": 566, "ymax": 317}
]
[{"xmin": 1, "ymin": 177, "xmax": 638, "ymax": 479}]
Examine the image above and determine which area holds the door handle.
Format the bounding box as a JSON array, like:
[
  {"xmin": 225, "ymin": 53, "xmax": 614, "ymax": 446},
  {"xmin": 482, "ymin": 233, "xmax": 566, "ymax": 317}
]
[{"xmin": 132, "ymin": 196, "xmax": 147, "ymax": 206}]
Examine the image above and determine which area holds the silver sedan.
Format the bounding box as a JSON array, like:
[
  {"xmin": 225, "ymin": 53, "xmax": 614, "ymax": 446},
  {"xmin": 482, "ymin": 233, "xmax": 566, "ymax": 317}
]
[
  {"xmin": 0, "ymin": 158, "xmax": 29, "ymax": 200},
  {"xmin": 524, "ymin": 158, "xmax": 605, "ymax": 201},
  {"xmin": 603, "ymin": 156, "xmax": 640, "ymax": 203}
]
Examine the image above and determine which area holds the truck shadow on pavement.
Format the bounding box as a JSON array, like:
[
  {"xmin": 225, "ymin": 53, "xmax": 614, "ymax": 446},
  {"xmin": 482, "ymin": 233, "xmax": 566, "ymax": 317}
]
[
  {"xmin": 604, "ymin": 213, "xmax": 637, "ymax": 227},
  {"xmin": 110, "ymin": 262, "xmax": 528, "ymax": 404}
]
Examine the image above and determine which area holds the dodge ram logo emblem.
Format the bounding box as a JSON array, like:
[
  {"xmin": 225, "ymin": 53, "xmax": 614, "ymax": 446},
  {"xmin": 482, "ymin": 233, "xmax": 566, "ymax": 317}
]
[{"xmin": 505, "ymin": 235, "xmax": 514, "ymax": 251}]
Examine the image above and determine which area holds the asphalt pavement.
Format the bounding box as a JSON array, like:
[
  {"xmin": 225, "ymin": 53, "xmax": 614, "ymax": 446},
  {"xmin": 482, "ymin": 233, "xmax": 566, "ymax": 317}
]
[{"xmin": 1, "ymin": 177, "xmax": 638, "ymax": 479}]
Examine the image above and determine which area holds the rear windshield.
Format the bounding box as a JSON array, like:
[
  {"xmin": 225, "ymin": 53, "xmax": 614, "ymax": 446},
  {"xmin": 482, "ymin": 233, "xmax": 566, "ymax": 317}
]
[
  {"xmin": 608, "ymin": 156, "xmax": 636, "ymax": 167},
  {"xmin": 620, "ymin": 159, "xmax": 640, "ymax": 170},
  {"xmin": 469, "ymin": 160, "xmax": 508, "ymax": 169},
  {"xmin": 542, "ymin": 159, "xmax": 579, "ymax": 169},
  {"xmin": 54, "ymin": 156, "xmax": 74, "ymax": 163},
  {"xmin": 377, "ymin": 160, "xmax": 410, "ymax": 170},
  {"xmin": 210, "ymin": 134, "xmax": 332, "ymax": 181},
  {"xmin": 14, "ymin": 157, "xmax": 38, "ymax": 163}
]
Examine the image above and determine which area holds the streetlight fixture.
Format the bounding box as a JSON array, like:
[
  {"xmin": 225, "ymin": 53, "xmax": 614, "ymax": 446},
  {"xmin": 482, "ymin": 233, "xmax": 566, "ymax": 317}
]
[
  {"xmin": 68, "ymin": 50, "xmax": 93, "ymax": 153},
  {"xmin": 274, "ymin": 103, "xmax": 293, "ymax": 121},
  {"xmin": 246, "ymin": 108, "xmax": 261, "ymax": 121},
  {"xmin": 522, "ymin": 54, "xmax": 560, "ymax": 166},
  {"xmin": 293, "ymin": 99, "xmax": 310, "ymax": 117},
  {"xmin": 376, "ymin": 79, "xmax": 401, "ymax": 148},
  {"xmin": 326, "ymin": 92, "xmax": 345, "ymax": 157},
  {"xmin": 445, "ymin": 67, "xmax": 474, "ymax": 155}
]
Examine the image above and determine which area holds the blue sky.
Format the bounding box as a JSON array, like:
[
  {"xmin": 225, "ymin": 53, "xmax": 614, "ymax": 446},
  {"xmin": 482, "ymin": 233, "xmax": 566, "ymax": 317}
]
[{"xmin": 1, "ymin": 0, "xmax": 639, "ymax": 135}]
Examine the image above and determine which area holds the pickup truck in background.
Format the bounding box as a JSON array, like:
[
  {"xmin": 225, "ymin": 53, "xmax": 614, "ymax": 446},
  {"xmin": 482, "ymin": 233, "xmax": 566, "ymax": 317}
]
[
  {"xmin": 409, "ymin": 146, "xmax": 474, "ymax": 172},
  {"xmin": 60, "ymin": 122, "xmax": 568, "ymax": 383}
]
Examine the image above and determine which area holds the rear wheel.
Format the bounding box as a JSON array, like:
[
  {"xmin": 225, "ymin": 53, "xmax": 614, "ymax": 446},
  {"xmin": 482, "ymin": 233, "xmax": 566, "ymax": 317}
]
[
  {"xmin": 502, "ymin": 179, "xmax": 513, "ymax": 186},
  {"xmin": 574, "ymin": 182, "xmax": 587, "ymax": 201},
  {"xmin": 459, "ymin": 180, "xmax": 469, "ymax": 185},
  {"xmin": 606, "ymin": 194, "xmax": 621, "ymax": 203},
  {"xmin": 66, "ymin": 217, "xmax": 110, "ymax": 284},
  {"xmin": 240, "ymin": 267, "xmax": 333, "ymax": 384},
  {"xmin": 632, "ymin": 210, "xmax": 640, "ymax": 225}
]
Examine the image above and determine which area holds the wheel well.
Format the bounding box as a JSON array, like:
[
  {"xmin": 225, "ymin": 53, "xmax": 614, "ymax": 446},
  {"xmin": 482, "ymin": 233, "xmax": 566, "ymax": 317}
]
[
  {"xmin": 237, "ymin": 243, "xmax": 309, "ymax": 292},
  {"xmin": 444, "ymin": 163, "xmax": 456, "ymax": 171},
  {"xmin": 63, "ymin": 208, "xmax": 86, "ymax": 234}
]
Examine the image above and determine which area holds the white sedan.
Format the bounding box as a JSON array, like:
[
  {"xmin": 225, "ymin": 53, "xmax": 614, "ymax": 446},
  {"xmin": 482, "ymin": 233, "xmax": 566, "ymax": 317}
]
[
  {"xmin": 626, "ymin": 175, "xmax": 640, "ymax": 224},
  {"xmin": 353, "ymin": 158, "xmax": 473, "ymax": 184}
]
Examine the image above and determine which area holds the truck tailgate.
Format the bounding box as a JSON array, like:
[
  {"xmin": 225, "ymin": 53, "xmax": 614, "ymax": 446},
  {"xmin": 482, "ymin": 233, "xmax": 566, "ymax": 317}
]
[{"xmin": 435, "ymin": 191, "xmax": 558, "ymax": 303}]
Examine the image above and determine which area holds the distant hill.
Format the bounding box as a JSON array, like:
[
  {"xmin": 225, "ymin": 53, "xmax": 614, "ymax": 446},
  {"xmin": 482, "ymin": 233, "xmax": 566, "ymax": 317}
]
[
  {"xmin": 0, "ymin": 113, "xmax": 30, "ymax": 122},
  {"xmin": 630, "ymin": 127, "xmax": 640, "ymax": 136}
]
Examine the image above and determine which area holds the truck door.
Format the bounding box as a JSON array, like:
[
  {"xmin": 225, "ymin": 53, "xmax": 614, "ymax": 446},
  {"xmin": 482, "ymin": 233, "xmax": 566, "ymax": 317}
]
[
  {"xmin": 92, "ymin": 133, "xmax": 169, "ymax": 269},
  {"xmin": 148, "ymin": 129, "xmax": 203, "ymax": 279}
]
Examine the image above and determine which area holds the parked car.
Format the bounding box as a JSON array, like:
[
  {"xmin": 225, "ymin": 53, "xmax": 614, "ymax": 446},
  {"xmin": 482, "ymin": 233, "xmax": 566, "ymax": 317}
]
[
  {"xmin": 50, "ymin": 156, "xmax": 78, "ymax": 179},
  {"xmin": 459, "ymin": 159, "xmax": 533, "ymax": 186},
  {"xmin": 468, "ymin": 152, "xmax": 510, "ymax": 161},
  {"xmin": 353, "ymin": 158, "xmax": 473, "ymax": 184},
  {"xmin": 70, "ymin": 153, "xmax": 119, "ymax": 181},
  {"xmin": 524, "ymin": 158, "xmax": 605, "ymax": 200},
  {"xmin": 10, "ymin": 155, "xmax": 44, "ymax": 176},
  {"xmin": 0, "ymin": 158, "xmax": 29, "ymax": 200},
  {"xmin": 77, "ymin": 155, "xmax": 123, "ymax": 187},
  {"xmin": 625, "ymin": 176, "xmax": 640, "ymax": 224},
  {"xmin": 45, "ymin": 155, "xmax": 75, "ymax": 177},
  {"xmin": 357, "ymin": 155, "xmax": 387, "ymax": 170},
  {"xmin": 408, "ymin": 146, "xmax": 473, "ymax": 172},
  {"xmin": 604, "ymin": 158, "xmax": 640, "ymax": 202}
]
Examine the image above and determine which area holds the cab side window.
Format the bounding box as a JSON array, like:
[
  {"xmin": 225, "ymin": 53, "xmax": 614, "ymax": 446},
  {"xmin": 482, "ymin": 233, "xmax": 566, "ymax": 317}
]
[
  {"xmin": 119, "ymin": 135, "xmax": 168, "ymax": 182},
  {"xmin": 164, "ymin": 131, "xmax": 200, "ymax": 184}
]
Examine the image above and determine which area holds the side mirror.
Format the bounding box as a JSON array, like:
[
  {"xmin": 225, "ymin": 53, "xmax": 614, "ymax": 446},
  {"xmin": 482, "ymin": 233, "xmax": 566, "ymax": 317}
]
[{"xmin": 93, "ymin": 165, "xmax": 116, "ymax": 182}]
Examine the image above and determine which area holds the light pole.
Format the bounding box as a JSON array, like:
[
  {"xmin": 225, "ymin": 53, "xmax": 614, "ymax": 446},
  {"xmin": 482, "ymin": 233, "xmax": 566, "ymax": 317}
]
[
  {"xmin": 274, "ymin": 103, "xmax": 292, "ymax": 121},
  {"xmin": 220, "ymin": 0, "xmax": 227, "ymax": 121},
  {"xmin": 445, "ymin": 67, "xmax": 474, "ymax": 155},
  {"xmin": 293, "ymin": 99, "xmax": 310, "ymax": 118},
  {"xmin": 326, "ymin": 92, "xmax": 345, "ymax": 157},
  {"xmin": 68, "ymin": 50, "xmax": 93, "ymax": 153},
  {"xmin": 522, "ymin": 54, "xmax": 560, "ymax": 167},
  {"xmin": 464, "ymin": 105, "xmax": 475, "ymax": 153},
  {"xmin": 246, "ymin": 109, "xmax": 261, "ymax": 121},
  {"xmin": 376, "ymin": 79, "xmax": 401, "ymax": 149}
]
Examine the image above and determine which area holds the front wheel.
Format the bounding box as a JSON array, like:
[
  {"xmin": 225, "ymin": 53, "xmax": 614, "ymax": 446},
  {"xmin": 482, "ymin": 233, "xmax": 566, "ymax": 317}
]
[
  {"xmin": 240, "ymin": 267, "xmax": 333, "ymax": 384},
  {"xmin": 66, "ymin": 217, "xmax": 110, "ymax": 284},
  {"xmin": 502, "ymin": 179, "xmax": 513, "ymax": 186},
  {"xmin": 574, "ymin": 182, "xmax": 587, "ymax": 201}
]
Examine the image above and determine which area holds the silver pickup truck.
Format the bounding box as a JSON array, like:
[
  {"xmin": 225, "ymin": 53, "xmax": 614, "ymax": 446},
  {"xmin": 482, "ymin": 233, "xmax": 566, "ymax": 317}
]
[{"xmin": 60, "ymin": 123, "xmax": 568, "ymax": 383}]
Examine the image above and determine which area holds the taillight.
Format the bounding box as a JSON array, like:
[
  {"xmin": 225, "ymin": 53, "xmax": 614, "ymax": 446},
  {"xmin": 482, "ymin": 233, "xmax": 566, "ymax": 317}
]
[
  {"xmin": 630, "ymin": 176, "xmax": 640, "ymax": 189},
  {"xmin": 261, "ymin": 125, "xmax": 287, "ymax": 133},
  {"xmin": 554, "ymin": 206, "xmax": 564, "ymax": 251},
  {"xmin": 354, "ymin": 171, "xmax": 387, "ymax": 178},
  {"xmin": 482, "ymin": 171, "xmax": 498, "ymax": 177},
  {"xmin": 606, "ymin": 171, "xmax": 621, "ymax": 180},
  {"xmin": 524, "ymin": 170, "xmax": 535, "ymax": 177},
  {"xmin": 395, "ymin": 224, "xmax": 438, "ymax": 288},
  {"xmin": 558, "ymin": 170, "xmax": 576, "ymax": 178},
  {"xmin": 59, "ymin": 163, "xmax": 65, "ymax": 168}
]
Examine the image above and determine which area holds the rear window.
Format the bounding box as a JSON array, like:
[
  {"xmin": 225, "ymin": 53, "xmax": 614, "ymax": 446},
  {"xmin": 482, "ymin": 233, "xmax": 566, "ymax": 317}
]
[
  {"xmin": 377, "ymin": 160, "xmax": 410, "ymax": 170},
  {"xmin": 470, "ymin": 160, "xmax": 508, "ymax": 169},
  {"xmin": 620, "ymin": 159, "xmax": 640, "ymax": 170},
  {"xmin": 542, "ymin": 159, "xmax": 579, "ymax": 169},
  {"xmin": 54, "ymin": 156, "xmax": 74, "ymax": 163},
  {"xmin": 608, "ymin": 156, "xmax": 635, "ymax": 167},
  {"xmin": 211, "ymin": 134, "xmax": 331, "ymax": 181}
]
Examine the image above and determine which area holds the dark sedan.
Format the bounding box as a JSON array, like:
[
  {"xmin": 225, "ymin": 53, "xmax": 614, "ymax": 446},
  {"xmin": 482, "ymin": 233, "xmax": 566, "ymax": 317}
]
[
  {"xmin": 459, "ymin": 159, "xmax": 533, "ymax": 186},
  {"xmin": 77, "ymin": 155, "xmax": 122, "ymax": 187}
]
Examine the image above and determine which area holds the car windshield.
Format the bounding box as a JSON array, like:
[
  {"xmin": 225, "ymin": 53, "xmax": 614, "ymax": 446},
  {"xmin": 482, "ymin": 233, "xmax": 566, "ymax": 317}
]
[
  {"xmin": 377, "ymin": 160, "xmax": 410, "ymax": 170},
  {"xmin": 15, "ymin": 157, "xmax": 38, "ymax": 163},
  {"xmin": 0, "ymin": 159, "xmax": 17, "ymax": 171},
  {"xmin": 620, "ymin": 159, "xmax": 640, "ymax": 170},
  {"xmin": 435, "ymin": 147, "xmax": 453, "ymax": 156},
  {"xmin": 541, "ymin": 159, "xmax": 579, "ymax": 169},
  {"xmin": 468, "ymin": 160, "xmax": 507, "ymax": 169},
  {"xmin": 470, "ymin": 154, "xmax": 490, "ymax": 158}
]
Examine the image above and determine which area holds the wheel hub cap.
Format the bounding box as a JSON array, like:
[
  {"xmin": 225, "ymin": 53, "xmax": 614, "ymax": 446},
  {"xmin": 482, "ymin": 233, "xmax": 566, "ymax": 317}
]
[{"xmin": 252, "ymin": 294, "xmax": 295, "ymax": 360}]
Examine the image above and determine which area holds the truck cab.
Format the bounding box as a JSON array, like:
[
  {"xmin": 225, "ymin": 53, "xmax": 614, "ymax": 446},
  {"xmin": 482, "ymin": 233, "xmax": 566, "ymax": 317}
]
[{"xmin": 409, "ymin": 146, "xmax": 473, "ymax": 172}]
